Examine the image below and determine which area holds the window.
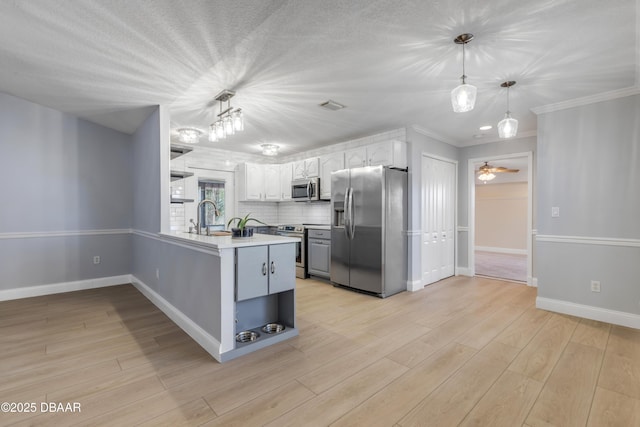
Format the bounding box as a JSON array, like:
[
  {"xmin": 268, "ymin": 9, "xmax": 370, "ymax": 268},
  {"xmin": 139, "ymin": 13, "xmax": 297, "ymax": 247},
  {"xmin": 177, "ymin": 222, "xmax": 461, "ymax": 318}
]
[{"xmin": 198, "ymin": 180, "xmax": 225, "ymax": 231}]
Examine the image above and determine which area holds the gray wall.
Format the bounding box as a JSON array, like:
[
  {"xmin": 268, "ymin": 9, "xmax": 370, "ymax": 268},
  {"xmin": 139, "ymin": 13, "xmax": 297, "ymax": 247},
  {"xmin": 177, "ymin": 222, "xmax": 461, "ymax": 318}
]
[
  {"xmin": 130, "ymin": 106, "xmax": 223, "ymax": 341},
  {"xmin": 0, "ymin": 92, "xmax": 132, "ymax": 289},
  {"xmin": 132, "ymin": 107, "xmax": 161, "ymax": 233},
  {"xmin": 536, "ymin": 94, "xmax": 640, "ymax": 315}
]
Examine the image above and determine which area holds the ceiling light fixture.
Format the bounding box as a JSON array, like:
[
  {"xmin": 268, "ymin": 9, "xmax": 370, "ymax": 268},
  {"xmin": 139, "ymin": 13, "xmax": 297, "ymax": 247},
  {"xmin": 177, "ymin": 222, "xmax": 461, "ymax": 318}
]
[
  {"xmin": 451, "ymin": 33, "xmax": 477, "ymax": 113},
  {"xmin": 478, "ymin": 172, "xmax": 496, "ymax": 182},
  {"xmin": 498, "ymin": 81, "xmax": 518, "ymax": 139},
  {"xmin": 208, "ymin": 89, "xmax": 244, "ymax": 142},
  {"xmin": 177, "ymin": 128, "xmax": 202, "ymax": 144},
  {"xmin": 261, "ymin": 144, "xmax": 279, "ymax": 156}
]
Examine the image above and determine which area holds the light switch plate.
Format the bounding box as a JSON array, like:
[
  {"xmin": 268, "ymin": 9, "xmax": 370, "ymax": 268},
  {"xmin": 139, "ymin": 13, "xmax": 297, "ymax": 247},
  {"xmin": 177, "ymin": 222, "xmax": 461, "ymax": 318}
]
[{"xmin": 551, "ymin": 207, "xmax": 560, "ymax": 217}]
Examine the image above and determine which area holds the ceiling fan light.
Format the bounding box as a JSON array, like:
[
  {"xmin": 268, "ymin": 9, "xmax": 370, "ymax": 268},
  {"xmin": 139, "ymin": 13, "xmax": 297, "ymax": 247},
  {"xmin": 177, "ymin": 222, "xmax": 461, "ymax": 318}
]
[
  {"xmin": 498, "ymin": 113, "xmax": 518, "ymax": 139},
  {"xmin": 478, "ymin": 172, "xmax": 496, "ymax": 181},
  {"xmin": 451, "ymin": 83, "xmax": 477, "ymax": 113}
]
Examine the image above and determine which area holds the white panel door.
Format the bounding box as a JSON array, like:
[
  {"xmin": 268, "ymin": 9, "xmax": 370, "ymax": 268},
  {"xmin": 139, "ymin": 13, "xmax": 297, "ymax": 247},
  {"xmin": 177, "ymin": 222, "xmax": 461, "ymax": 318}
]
[{"xmin": 422, "ymin": 156, "xmax": 455, "ymax": 286}]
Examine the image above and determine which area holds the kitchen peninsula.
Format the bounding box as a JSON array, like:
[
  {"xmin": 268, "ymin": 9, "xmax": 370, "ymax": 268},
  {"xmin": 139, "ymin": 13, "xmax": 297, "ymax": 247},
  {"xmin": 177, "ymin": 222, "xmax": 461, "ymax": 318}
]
[{"xmin": 139, "ymin": 231, "xmax": 300, "ymax": 362}]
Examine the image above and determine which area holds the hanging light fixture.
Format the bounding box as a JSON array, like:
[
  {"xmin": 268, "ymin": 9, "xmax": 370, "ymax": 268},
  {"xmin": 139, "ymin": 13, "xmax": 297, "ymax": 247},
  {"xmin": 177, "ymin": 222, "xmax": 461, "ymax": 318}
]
[
  {"xmin": 208, "ymin": 89, "xmax": 244, "ymax": 142},
  {"xmin": 177, "ymin": 128, "xmax": 202, "ymax": 144},
  {"xmin": 451, "ymin": 33, "xmax": 477, "ymax": 113},
  {"xmin": 498, "ymin": 81, "xmax": 518, "ymax": 139},
  {"xmin": 261, "ymin": 144, "xmax": 279, "ymax": 156}
]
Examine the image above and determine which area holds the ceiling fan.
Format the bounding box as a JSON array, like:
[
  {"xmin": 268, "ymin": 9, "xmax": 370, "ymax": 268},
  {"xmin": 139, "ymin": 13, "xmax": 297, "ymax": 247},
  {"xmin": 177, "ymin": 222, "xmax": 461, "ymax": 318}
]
[{"xmin": 476, "ymin": 161, "xmax": 519, "ymax": 182}]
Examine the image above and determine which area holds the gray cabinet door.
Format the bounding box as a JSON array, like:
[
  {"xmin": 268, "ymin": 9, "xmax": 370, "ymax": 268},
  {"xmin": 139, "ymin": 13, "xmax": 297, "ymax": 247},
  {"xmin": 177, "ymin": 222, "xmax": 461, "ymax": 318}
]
[
  {"xmin": 236, "ymin": 246, "xmax": 269, "ymax": 301},
  {"xmin": 268, "ymin": 244, "xmax": 296, "ymax": 294}
]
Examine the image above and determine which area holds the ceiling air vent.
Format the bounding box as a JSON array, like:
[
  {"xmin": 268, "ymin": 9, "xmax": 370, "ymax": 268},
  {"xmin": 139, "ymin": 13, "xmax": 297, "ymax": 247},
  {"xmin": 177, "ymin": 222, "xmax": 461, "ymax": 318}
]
[{"xmin": 319, "ymin": 100, "xmax": 346, "ymax": 111}]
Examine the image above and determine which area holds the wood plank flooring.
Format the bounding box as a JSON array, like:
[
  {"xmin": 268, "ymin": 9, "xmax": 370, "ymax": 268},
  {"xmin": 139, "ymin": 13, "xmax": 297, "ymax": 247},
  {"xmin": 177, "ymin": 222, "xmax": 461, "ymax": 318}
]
[{"xmin": 1, "ymin": 277, "xmax": 639, "ymax": 426}]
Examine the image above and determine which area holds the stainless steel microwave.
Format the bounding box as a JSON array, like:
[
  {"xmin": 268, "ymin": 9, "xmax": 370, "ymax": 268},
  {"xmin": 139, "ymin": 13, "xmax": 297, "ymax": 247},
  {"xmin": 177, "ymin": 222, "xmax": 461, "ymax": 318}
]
[{"xmin": 291, "ymin": 177, "xmax": 320, "ymax": 201}]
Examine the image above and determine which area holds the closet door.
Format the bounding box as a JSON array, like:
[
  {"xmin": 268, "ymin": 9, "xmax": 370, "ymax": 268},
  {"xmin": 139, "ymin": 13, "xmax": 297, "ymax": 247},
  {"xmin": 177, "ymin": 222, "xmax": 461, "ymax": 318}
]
[{"xmin": 422, "ymin": 156, "xmax": 456, "ymax": 286}]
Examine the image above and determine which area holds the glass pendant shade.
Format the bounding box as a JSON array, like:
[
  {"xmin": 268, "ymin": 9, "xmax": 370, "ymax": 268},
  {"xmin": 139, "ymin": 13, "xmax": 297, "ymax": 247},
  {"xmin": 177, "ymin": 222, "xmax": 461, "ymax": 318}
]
[
  {"xmin": 208, "ymin": 124, "xmax": 217, "ymax": 142},
  {"xmin": 223, "ymin": 115, "xmax": 235, "ymax": 136},
  {"xmin": 233, "ymin": 110, "xmax": 244, "ymax": 131},
  {"xmin": 215, "ymin": 121, "xmax": 226, "ymax": 139},
  {"xmin": 451, "ymin": 83, "xmax": 477, "ymax": 113},
  {"xmin": 498, "ymin": 112, "xmax": 518, "ymax": 139}
]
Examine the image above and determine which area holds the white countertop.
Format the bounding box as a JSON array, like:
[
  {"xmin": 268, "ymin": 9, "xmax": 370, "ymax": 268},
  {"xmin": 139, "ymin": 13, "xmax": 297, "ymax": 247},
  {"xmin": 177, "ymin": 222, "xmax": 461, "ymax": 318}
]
[
  {"xmin": 305, "ymin": 225, "xmax": 331, "ymax": 230},
  {"xmin": 160, "ymin": 231, "xmax": 300, "ymax": 250}
]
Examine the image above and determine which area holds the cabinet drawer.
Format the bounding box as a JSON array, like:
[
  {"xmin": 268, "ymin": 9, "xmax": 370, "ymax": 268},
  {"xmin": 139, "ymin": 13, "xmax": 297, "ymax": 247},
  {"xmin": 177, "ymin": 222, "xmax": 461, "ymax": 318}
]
[{"xmin": 308, "ymin": 229, "xmax": 331, "ymax": 239}]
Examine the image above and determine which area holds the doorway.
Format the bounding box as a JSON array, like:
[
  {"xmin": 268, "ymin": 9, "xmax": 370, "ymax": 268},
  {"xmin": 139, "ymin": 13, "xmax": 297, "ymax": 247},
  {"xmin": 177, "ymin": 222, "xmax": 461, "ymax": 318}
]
[
  {"xmin": 468, "ymin": 152, "xmax": 533, "ymax": 285},
  {"xmin": 421, "ymin": 155, "xmax": 457, "ymax": 286}
]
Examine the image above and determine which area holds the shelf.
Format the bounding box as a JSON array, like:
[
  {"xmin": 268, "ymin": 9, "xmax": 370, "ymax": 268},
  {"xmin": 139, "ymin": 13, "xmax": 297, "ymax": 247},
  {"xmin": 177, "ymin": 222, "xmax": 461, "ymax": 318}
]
[
  {"xmin": 170, "ymin": 170, "xmax": 194, "ymax": 181},
  {"xmin": 170, "ymin": 197, "xmax": 194, "ymax": 204},
  {"xmin": 170, "ymin": 144, "xmax": 194, "ymax": 160}
]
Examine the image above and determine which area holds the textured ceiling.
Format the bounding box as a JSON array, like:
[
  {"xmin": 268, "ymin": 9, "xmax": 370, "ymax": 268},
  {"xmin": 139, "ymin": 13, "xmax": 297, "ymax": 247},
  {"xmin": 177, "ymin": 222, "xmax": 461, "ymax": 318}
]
[{"xmin": 0, "ymin": 0, "xmax": 637, "ymax": 156}]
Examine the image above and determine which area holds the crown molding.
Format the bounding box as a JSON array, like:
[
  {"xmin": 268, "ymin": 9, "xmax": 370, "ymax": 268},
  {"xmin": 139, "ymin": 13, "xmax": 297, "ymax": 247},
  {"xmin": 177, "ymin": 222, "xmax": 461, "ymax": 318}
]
[
  {"xmin": 457, "ymin": 129, "xmax": 538, "ymax": 147},
  {"xmin": 411, "ymin": 125, "xmax": 459, "ymax": 146},
  {"xmin": 531, "ymin": 86, "xmax": 640, "ymax": 115}
]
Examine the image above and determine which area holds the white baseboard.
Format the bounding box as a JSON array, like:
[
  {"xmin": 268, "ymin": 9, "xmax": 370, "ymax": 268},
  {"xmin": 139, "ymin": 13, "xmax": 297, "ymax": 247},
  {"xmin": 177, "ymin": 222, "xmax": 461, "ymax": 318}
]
[
  {"xmin": 536, "ymin": 297, "xmax": 640, "ymax": 330},
  {"xmin": 475, "ymin": 246, "xmax": 527, "ymax": 255},
  {"xmin": 529, "ymin": 277, "xmax": 538, "ymax": 287},
  {"xmin": 456, "ymin": 267, "xmax": 472, "ymax": 277},
  {"xmin": 0, "ymin": 275, "xmax": 132, "ymax": 302},
  {"xmin": 131, "ymin": 275, "xmax": 222, "ymax": 362},
  {"xmin": 407, "ymin": 279, "xmax": 423, "ymax": 292}
]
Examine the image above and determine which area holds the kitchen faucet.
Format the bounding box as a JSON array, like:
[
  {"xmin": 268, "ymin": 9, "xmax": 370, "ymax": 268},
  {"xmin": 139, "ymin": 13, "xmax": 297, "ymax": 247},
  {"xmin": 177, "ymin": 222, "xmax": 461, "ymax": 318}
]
[{"xmin": 193, "ymin": 199, "xmax": 220, "ymax": 235}]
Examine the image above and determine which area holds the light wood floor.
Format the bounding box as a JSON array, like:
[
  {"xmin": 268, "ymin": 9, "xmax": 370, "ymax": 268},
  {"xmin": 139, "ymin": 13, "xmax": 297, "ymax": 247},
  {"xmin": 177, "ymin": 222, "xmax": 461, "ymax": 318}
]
[{"xmin": 1, "ymin": 277, "xmax": 639, "ymax": 426}]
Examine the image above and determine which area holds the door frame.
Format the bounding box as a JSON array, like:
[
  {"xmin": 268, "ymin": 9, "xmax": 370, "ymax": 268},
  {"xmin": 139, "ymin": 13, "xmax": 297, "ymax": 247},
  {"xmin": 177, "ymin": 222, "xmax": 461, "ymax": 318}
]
[
  {"xmin": 421, "ymin": 153, "xmax": 458, "ymax": 286},
  {"xmin": 467, "ymin": 151, "xmax": 533, "ymax": 285}
]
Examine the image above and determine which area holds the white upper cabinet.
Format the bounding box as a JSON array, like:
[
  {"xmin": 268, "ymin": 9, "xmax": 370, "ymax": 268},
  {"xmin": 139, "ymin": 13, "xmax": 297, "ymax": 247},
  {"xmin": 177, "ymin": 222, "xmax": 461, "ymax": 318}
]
[
  {"xmin": 344, "ymin": 147, "xmax": 367, "ymax": 168},
  {"xmin": 236, "ymin": 162, "xmax": 264, "ymax": 201},
  {"xmin": 292, "ymin": 157, "xmax": 319, "ymax": 179},
  {"xmin": 280, "ymin": 162, "xmax": 293, "ymax": 201},
  {"xmin": 319, "ymin": 152, "xmax": 344, "ymax": 200},
  {"xmin": 263, "ymin": 164, "xmax": 281, "ymax": 201},
  {"xmin": 345, "ymin": 141, "xmax": 407, "ymax": 169}
]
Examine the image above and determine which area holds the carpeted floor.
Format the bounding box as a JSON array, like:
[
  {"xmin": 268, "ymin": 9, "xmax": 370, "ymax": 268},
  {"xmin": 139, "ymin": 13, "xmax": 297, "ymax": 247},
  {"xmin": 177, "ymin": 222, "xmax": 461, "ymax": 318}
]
[{"xmin": 475, "ymin": 250, "xmax": 527, "ymax": 283}]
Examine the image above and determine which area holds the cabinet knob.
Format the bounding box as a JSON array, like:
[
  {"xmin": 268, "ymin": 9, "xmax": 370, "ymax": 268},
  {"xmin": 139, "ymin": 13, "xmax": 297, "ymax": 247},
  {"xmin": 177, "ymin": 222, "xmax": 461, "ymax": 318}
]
[
  {"xmin": 271, "ymin": 261, "xmax": 275, "ymax": 274},
  {"xmin": 262, "ymin": 262, "xmax": 267, "ymax": 276}
]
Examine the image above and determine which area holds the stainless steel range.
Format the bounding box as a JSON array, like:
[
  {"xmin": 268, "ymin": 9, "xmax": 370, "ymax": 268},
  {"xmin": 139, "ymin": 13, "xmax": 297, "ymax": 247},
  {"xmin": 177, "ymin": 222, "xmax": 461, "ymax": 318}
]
[{"xmin": 276, "ymin": 225, "xmax": 306, "ymax": 278}]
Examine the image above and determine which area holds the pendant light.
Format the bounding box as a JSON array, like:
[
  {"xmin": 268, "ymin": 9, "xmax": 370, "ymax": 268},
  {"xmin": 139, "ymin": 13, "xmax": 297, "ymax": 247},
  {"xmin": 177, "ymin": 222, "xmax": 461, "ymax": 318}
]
[
  {"xmin": 451, "ymin": 33, "xmax": 477, "ymax": 113},
  {"xmin": 208, "ymin": 89, "xmax": 244, "ymax": 142},
  {"xmin": 498, "ymin": 81, "xmax": 518, "ymax": 139}
]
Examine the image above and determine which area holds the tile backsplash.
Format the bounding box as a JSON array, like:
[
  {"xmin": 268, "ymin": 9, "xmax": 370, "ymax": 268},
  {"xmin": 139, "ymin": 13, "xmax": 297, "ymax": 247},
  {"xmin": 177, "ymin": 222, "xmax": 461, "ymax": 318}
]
[{"xmin": 277, "ymin": 202, "xmax": 331, "ymax": 225}]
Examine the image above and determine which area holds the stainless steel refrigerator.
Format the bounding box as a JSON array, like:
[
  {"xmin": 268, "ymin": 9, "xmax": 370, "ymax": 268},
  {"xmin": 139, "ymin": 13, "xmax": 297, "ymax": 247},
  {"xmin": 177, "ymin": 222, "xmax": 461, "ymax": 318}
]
[{"xmin": 330, "ymin": 165, "xmax": 407, "ymax": 298}]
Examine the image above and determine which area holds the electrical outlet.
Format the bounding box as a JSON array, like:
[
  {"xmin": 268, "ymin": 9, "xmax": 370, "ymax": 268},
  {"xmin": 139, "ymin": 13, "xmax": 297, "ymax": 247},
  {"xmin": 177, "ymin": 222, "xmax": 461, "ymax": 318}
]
[
  {"xmin": 93, "ymin": 256, "xmax": 100, "ymax": 264},
  {"xmin": 590, "ymin": 280, "xmax": 601, "ymax": 293},
  {"xmin": 551, "ymin": 207, "xmax": 560, "ymax": 217}
]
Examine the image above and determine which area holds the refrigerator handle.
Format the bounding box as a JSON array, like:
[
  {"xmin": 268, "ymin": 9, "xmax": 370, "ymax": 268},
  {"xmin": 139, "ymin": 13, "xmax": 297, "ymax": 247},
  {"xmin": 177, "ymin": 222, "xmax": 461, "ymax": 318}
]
[
  {"xmin": 344, "ymin": 189, "xmax": 351, "ymax": 239},
  {"xmin": 348, "ymin": 187, "xmax": 355, "ymax": 239}
]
